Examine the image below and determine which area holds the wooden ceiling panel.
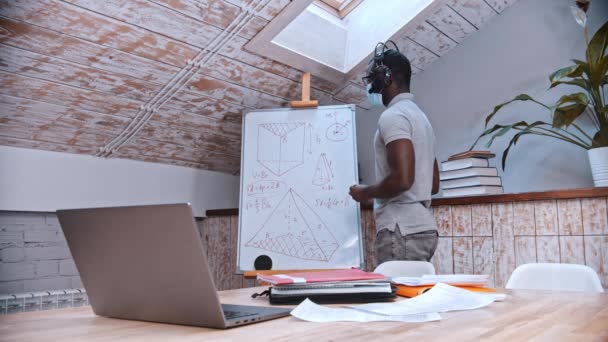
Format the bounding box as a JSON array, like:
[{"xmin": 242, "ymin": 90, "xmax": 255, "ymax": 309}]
[
  {"xmin": 0, "ymin": 136, "xmax": 100, "ymax": 155},
  {"xmin": 0, "ymin": 44, "xmax": 159, "ymax": 102},
  {"xmin": 0, "ymin": 121, "xmax": 113, "ymax": 149},
  {"xmin": 405, "ymin": 22, "xmax": 457, "ymax": 57},
  {"xmin": 0, "ymin": 17, "xmax": 179, "ymax": 83},
  {"xmin": 0, "ymin": 71, "xmax": 141, "ymax": 117},
  {"xmin": 426, "ymin": 5, "xmax": 477, "ymax": 43},
  {"xmin": 0, "ymin": 94, "xmax": 130, "ymax": 135},
  {"xmin": 0, "ymin": 0, "xmax": 519, "ymax": 173},
  {"xmin": 2, "ymin": 0, "xmax": 198, "ymax": 67},
  {"xmin": 183, "ymin": 74, "xmax": 287, "ymax": 109},
  {"xmin": 446, "ymin": 0, "xmax": 498, "ymax": 29}
]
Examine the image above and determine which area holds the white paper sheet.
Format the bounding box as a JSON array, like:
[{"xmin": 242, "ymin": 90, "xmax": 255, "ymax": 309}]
[
  {"xmin": 352, "ymin": 283, "xmax": 497, "ymax": 316},
  {"xmin": 290, "ymin": 299, "xmax": 441, "ymax": 323}
]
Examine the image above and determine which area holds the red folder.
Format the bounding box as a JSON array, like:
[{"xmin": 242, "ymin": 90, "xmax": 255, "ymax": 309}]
[{"xmin": 257, "ymin": 268, "xmax": 387, "ymax": 285}]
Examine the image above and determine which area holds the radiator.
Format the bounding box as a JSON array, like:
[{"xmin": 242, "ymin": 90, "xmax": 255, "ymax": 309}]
[{"xmin": 0, "ymin": 289, "xmax": 88, "ymax": 315}]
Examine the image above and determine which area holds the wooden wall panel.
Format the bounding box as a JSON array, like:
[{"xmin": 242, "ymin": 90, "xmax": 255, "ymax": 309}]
[
  {"xmin": 433, "ymin": 206, "xmax": 453, "ymax": 237},
  {"xmin": 581, "ymin": 198, "xmax": 608, "ymax": 235},
  {"xmin": 513, "ymin": 201, "xmax": 535, "ymax": 235},
  {"xmin": 492, "ymin": 202, "xmax": 515, "ymax": 287},
  {"xmin": 557, "ymin": 199, "xmax": 583, "ymax": 236},
  {"xmin": 514, "ymin": 236, "xmax": 536, "ymax": 267},
  {"xmin": 452, "ymin": 205, "xmax": 472, "ymax": 236},
  {"xmin": 584, "ymin": 235, "xmax": 608, "ymax": 287},
  {"xmin": 559, "ymin": 236, "xmax": 585, "ymax": 265},
  {"xmin": 534, "ymin": 200, "xmax": 559, "ymax": 235},
  {"xmin": 471, "ymin": 204, "xmax": 492, "ymax": 236},
  {"xmin": 473, "ymin": 236, "xmax": 495, "ymax": 287},
  {"xmin": 536, "ymin": 236, "xmax": 560, "ymax": 263},
  {"xmin": 453, "ymin": 237, "xmax": 473, "ymax": 274},
  {"xmin": 432, "ymin": 237, "xmax": 454, "ymax": 274}
]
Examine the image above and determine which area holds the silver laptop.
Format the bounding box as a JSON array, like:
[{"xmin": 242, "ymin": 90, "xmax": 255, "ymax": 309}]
[{"xmin": 57, "ymin": 203, "xmax": 290, "ymax": 329}]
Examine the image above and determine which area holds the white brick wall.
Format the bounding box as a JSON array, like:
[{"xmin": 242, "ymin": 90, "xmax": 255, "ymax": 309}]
[{"xmin": 0, "ymin": 211, "xmax": 82, "ymax": 295}]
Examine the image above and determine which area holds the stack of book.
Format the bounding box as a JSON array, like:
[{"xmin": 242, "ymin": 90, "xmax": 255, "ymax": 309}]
[
  {"xmin": 439, "ymin": 150, "xmax": 503, "ymax": 197},
  {"xmin": 256, "ymin": 269, "xmax": 396, "ymax": 304}
]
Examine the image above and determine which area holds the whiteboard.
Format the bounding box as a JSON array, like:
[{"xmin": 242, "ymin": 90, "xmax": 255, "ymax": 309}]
[{"xmin": 237, "ymin": 105, "xmax": 363, "ymax": 272}]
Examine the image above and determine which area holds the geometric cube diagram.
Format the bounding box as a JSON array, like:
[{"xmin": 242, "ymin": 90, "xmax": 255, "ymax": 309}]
[
  {"xmin": 245, "ymin": 188, "xmax": 340, "ymax": 262},
  {"xmin": 257, "ymin": 122, "xmax": 305, "ymax": 176}
]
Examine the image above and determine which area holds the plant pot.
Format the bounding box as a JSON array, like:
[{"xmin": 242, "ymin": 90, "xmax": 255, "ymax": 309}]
[{"xmin": 588, "ymin": 147, "xmax": 608, "ymax": 187}]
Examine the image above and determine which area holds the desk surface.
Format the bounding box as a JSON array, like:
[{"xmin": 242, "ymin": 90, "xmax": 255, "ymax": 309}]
[{"xmin": 1, "ymin": 287, "xmax": 607, "ymax": 341}]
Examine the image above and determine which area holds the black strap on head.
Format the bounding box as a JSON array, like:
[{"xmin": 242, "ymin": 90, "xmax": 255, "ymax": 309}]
[{"xmin": 366, "ymin": 40, "xmax": 400, "ymax": 94}]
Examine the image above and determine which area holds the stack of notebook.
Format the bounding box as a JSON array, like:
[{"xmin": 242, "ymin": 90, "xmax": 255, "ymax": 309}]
[
  {"xmin": 256, "ymin": 269, "xmax": 396, "ymax": 304},
  {"xmin": 439, "ymin": 150, "xmax": 503, "ymax": 197}
]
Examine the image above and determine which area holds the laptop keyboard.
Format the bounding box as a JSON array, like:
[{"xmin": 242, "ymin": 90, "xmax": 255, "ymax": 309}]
[{"xmin": 223, "ymin": 310, "xmax": 258, "ymax": 320}]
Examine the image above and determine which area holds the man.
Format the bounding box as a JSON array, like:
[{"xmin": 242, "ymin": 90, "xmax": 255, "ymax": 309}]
[{"xmin": 349, "ymin": 43, "xmax": 440, "ymax": 264}]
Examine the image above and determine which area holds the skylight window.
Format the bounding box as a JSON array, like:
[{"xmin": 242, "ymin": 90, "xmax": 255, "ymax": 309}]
[{"xmin": 245, "ymin": 0, "xmax": 437, "ymax": 83}]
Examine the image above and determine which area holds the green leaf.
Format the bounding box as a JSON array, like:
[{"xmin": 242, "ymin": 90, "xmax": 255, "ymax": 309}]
[
  {"xmin": 484, "ymin": 94, "xmax": 534, "ymax": 127},
  {"xmin": 572, "ymin": 59, "xmax": 592, "ymax": 79},
  {"xmin": 589, "ymin": 55, "xmax": 608, "ymax": 88},
  {"xmin": 587, "ymin": 20, "xmax": 608, "ymax": 66},
  {"xmin": 553, "ymin": 103, "xmax": 587, "ymax": 128},
  {"xmin": 549, "ymin": 78, "xmax": 591, "ymax": 91},
  {"xmin": 555, "ymin": 92, "xmax": 589, "ymax": 106},
  {"xmin": 501, "ymin": 130, "xmax": 535, "ymax": 170},
  {"xmin": 549, "ymin": 64, "xmax": 583, "ymax": 84}
]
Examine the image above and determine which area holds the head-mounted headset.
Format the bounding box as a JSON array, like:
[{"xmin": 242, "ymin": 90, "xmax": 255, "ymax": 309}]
[{"xmin": 363, "ymin": 40, "xmax": 400, "ymax": 94}]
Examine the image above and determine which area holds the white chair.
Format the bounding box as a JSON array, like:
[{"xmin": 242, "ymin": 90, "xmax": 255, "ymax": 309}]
[
  {"xmin": 506, "ymin": 263, "xmax": 604, "ymax": 293},
  {"xmin": 373, "ymin": 261, "xmax": 436, "ymax": 278}
]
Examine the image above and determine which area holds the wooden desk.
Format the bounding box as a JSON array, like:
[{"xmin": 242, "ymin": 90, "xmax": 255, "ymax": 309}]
[{"xmin": 1, "ymin": 287, "xmax": 607, "ymax": 341}]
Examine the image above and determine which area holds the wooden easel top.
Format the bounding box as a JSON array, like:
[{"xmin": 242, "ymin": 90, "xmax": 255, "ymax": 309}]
[{"xmin": 289, "ymin": 72, "xmax": 319, "ymax": 108}]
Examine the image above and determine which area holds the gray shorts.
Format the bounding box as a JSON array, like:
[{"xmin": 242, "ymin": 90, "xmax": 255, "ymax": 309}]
[{"xmin": 375, "ymin": 227, "xmax": 438, "ymax": 264}]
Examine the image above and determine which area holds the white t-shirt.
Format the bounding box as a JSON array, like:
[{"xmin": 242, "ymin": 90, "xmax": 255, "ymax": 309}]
[{"xmin": 374, "ymin": 92, "xmax": 437, "ymax": 235}]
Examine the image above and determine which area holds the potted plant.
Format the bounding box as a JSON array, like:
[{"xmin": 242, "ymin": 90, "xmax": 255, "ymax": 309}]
[{"xmin": 471, "ymin": 1, "xmax": 608, "ymax": 186}]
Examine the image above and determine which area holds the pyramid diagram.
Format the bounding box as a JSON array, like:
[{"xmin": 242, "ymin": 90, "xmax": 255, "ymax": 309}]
[
  {"xmin": 257, "ymin": 122, "xmax": 305, "ymax": 176},
  {"xmin": 245, "ymin": 188, "xmax": 339, "ymax": 261},
  {"xmin": 312, "ymin": 153, "xmax": 333, "ymax": 186}
]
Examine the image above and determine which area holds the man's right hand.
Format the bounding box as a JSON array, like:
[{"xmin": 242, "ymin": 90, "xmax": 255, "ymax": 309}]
[{"xmin": 349, "ymin": 185, "xmax": 373, "ymax": 206}]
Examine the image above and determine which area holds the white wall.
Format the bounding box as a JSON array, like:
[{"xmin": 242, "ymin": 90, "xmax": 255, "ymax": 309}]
[
  {"xmin": 407, "ymin": 0, "xmax": 608, "ymax": 193},
  {"xmin": 0, "ymin": 146, "xmax": 240, "ymax": 216}
]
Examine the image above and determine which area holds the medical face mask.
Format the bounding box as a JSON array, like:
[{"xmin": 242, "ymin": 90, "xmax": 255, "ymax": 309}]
[{"xmin": 366, "ymin": 84, "xmax": 384, "ymax": 108}]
